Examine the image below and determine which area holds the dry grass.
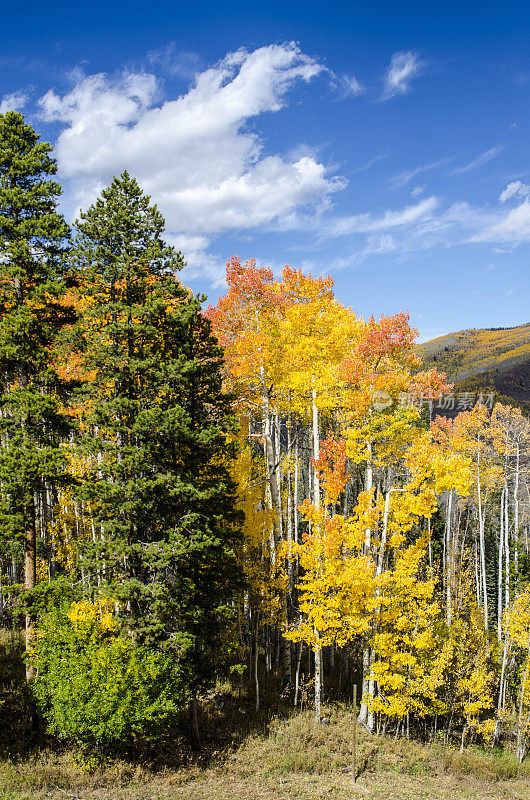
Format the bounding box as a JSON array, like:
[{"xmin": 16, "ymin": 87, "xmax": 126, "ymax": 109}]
[
  {"xmin": 2, "ymin": 765, "xmax": 530, "ymax": 800},
  {"xmin": 229, "ymin": 706, "xmax": 530, "ymax": 782},
  {"xmin": 2, "ymin": 707, "xmax": 530, "ymax": 800}
]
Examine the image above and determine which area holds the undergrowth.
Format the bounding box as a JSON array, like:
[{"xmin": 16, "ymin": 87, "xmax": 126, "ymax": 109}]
[
  {"xmin": 1, "ymin": 704, "xmax": 529, "ymax": 797},
  {"xmin": 229, "ymin": 706, "xmax": 530, "ymax": 782}
]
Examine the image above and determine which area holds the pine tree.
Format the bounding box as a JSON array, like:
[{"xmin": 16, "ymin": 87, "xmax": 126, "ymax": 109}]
[
  {"xmin": 71, "ymin": 172, "xmax": 241, "ymax": 692},
  {"xmin": 0, "ymin": 112, "xmax": 72, "ymax": 676}
]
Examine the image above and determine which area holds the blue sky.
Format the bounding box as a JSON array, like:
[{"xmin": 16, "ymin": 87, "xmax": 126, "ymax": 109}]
[{"xmin": 2, "ymin": 1, "xmax": 530, "ymax": 340}]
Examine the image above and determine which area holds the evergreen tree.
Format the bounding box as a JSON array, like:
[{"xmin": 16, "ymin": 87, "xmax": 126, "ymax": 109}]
[
  {"xmin": 0, "ymin": 112, "xmax": 71, "ymax": 674},
  {"xmin": 72, "ymin": 172, "xmax": 241, "ymax": 692}
]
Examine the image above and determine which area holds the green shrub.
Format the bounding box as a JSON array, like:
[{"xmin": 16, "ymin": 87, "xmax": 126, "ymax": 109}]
[{"xmin": 30, "ymin": 600, "xmax": 186, "ymax": 749}]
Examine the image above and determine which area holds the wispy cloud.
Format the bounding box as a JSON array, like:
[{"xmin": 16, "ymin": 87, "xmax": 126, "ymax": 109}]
[
  {"xmin": 349, "ymin": 153, "xmax": 387, "ymax": 175},
  {"xmin": 450, "ymin": 145, "xmax": 503, "ymax": 175},
  {"xmin": 499, "ymin": 180, "xmax": 530, "ymax": 203},
  {"xmin": 382, "ymin": 51, "xmax": 425, "ymax": 99},
  {"xmin": 329, "ymin": 70, "xmax": 365, "ymax": 100},
  {"xmin": 314, "ymin": 201, "xmax": 484, "ymax": 273},
  {"xmin": 338, "ymin": 74, "xmax": 364, "ymax": 98},
  {"xmin": 326, "ymin": 196, "xmax": 439, "ymax": 237},
  {"xmin": 389, "ymin": 157, "xmax": 455, "ymax": 189},
  {"xmin": 473, "ymin": 199, "xmax": 530, "ymax": 242},
  {"xmin": 0, "ymin": 90, "xmax": 29, "ymax": 114},
  {"xmin": 275, "ymin": 182, "xmax": 530, "ymax": 277},
  {"xmin": 147, "ymin": 43, "xmax": 201, "ymax": 79},
  {"xmin": 311, "ymin": 189, "xmax": 530, "ymax": 274}
]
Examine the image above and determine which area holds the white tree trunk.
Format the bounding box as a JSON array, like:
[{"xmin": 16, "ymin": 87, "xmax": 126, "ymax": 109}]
[
  {"xmin": 314, "ymin": 633, "xmax": 321, "ymax": 723},
  {"xmin": 311, "ymin": 388, "xmax": 320, "ymax": 508},
  {"xmin": 504, "ymin": 481, "xmax": 510, "ymax": 610},
  {"xmin": 498, "ymin": 486, "xmax": 505, "ymax": 640},
  {"xmin": 477, "ymin": 441, "xmax": 489, "ymax": 629},
  {"xmin": 446, "ymin": 490, "xmax": 453, "ymax": 625}
]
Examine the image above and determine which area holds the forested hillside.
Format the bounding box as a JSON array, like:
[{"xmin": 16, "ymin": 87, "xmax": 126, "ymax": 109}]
[
  {"xmin": 2, "ymin": 110, "xmax": 530, "ymax": 795},
  {"xmin": 419, "ymin": 324, "xmax": 530, "ymax": 413}
]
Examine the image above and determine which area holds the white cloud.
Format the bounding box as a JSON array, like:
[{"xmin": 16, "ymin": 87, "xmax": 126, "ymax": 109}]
[
  {"xmin": 30, "ymin": 44, "xmax": 530, "ymax": 286},
  {"xmin": 473, "ymin": 199, "xmax": 530, "ymax": 242},
  {"xmin": 499, "ymin": 180, "xmax": 530, "ymax": 203},
  {"xmin": 382, "ymin": 51, "xmax": 424, "ymax": 99},
  {"xmin": 0, "ymin": 91, "xmax": 28, "ymax": 114},
  {"xmin": 320, "ymin": 199, "xmax": 501, "ymax": 271},
  {"xmin": 169, "ymin": 233, "xmax": 210, "ymax": 253},
  {"xmin": 38, "ymin": 44, "xmax": 341, "ymax": 283},
  {"xmin": 338, "ymin": 74, "xmax": 364, "ymax": 98},
  {"xmin": 450, "ymin": 146, "xmax": 502, "ymax": 175},
  {"xmin": 166, "ymin": 234, "xmax": 227, "ymax": 288},
  {"xmin": 318, "ymin": 177, "xmax": 530, "ymax": 272},
  {"xmin": 327, "ymin": 196, "xmax": 438, "ymax": 236}
]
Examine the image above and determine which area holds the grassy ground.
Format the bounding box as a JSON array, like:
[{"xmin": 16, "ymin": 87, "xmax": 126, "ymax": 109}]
[
  {"xmin": 2, "ymin": 707, "xmax": 530, "ymax": 800},
  {"xmin": 1, "ymin": 633, "xmax": 529, "ymax": 799},
  {"xmin": 3, "ymin": 770, "xmax": 527, "ymax": 800}
]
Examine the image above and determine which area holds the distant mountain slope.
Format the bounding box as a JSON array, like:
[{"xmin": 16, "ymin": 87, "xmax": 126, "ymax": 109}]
[{"xmin": 417, "ymin": 323, "xmax": 530, "ymax": 413}]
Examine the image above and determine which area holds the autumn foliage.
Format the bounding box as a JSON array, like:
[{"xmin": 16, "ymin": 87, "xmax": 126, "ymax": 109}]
[
  {"xmin": 206, "ymin": 255, "xmax": 530, "ymax": 760},
  {"xmin": 3, "ymin": 110, "xmax": 530, "ymax": 763}
]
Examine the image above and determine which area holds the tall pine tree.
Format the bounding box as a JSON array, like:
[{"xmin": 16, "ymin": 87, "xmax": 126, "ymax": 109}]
[
  {"xmin": 72, "ymin": 172, "xmax": 241, "ymax": 692},
  {"xmin": 0, "ymin": 112, "xmax": 71, "ymax": 676}
]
